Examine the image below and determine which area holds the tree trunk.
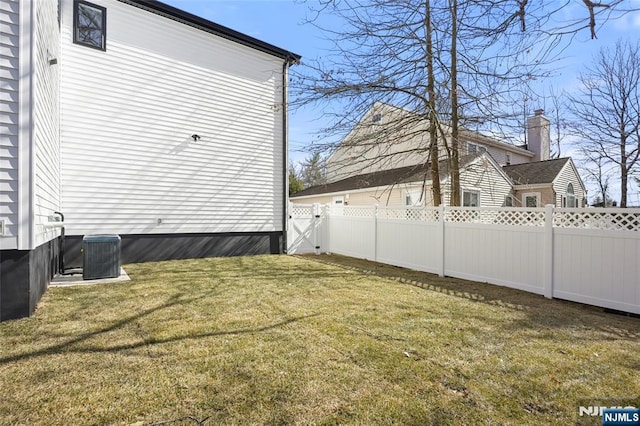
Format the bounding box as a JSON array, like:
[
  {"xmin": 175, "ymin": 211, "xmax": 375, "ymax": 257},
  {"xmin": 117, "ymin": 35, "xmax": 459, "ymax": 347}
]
[
  {"xmin": 449, "ymin": 0, "xmax": 461, "ymax": 206},
  {"xmin": 426, "ymin": 0, "xmax": 441, "ymax": 206},
  {"xmin": 621, "ymin": 138, "xmax": 628, "ymax": 207}
]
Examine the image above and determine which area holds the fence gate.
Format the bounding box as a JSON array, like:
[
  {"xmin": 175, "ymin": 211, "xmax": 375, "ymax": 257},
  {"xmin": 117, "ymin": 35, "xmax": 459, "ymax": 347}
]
[{"xmin": 287, "ymin": 203, "xmax": 323, "ymax": 254}]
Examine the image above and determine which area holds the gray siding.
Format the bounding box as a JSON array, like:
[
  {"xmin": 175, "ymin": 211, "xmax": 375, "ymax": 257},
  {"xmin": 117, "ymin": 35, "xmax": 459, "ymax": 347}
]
[
  {"xmin": 0, "ymin": 0, "xmax": 19, "ymax": 249},
  {"xmin": 60, "ymin": 0, "xmax": 286, "ymax": 236}
]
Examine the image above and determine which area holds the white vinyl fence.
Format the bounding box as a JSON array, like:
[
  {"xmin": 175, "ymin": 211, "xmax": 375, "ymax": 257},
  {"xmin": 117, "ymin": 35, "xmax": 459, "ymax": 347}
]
[{"xmin": 288, "ymin": 203, "xmax": 640, "ymax": 314}]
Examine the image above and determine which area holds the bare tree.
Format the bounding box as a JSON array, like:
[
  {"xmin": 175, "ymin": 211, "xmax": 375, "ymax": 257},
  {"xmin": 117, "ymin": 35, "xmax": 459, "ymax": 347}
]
[
  {"xmin": 544, "ymin": 86, "xmax": 570, "ymax": 159},
  {"xmin": 293, "ymin": 0, "xmax": 638, "ymax": 205},
  {"xmin": 426, "ymin": 0, "xmax": 442, "ymax": 206},
  {"xmin": 569, "ymin": 40, "xmax": 640, "ymax": 208},
  {"xmin": 579, "ymin": 149, "xmax": 614, "ymax": 206}
]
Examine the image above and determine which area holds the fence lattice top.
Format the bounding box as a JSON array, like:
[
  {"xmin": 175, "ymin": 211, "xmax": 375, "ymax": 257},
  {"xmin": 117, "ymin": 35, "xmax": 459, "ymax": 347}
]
[
  {"xmin": 554, "ymin": 210, "xmax": 640, "ymax": 231},
  {"xmin": 378, "ymin": 208, "xmax": 440, "ymax": 222},
  {"xmin": 290, "ymin": 205, "xmax": 313, "ymax": 218},
  {"xmin": 444, "ymin": 208, "xmax": 546, "ymax": 226},
  {"xmin": 290, "ymin": 203, "xmax": 640, "ymax": 231}
]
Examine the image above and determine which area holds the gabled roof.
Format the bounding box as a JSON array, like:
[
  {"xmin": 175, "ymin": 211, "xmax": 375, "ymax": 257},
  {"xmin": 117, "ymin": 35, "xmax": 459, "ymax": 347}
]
[
  {"xmin": 327, "ymin": 102, "xmax": 535, "ymax": 167},
  {"xmin": 119, "ymin": 0, "xmax": 301, "ymax": 63},
  {"xmin": 503, "ymin": 157, "xmax": 571, "ymax": 185},
  {"xmin": 292, "ymin": 153, "xmax": 483, "ymax": 198}
]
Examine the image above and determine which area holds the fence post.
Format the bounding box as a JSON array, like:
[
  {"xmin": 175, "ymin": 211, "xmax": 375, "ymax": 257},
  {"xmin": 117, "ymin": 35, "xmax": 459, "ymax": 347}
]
[
  {"xmin": 543, "ymin": 204, "xmax": 554, "ymax": 299},
  {"xmin": 313, "ymin": 203, "xmax": 321, "ymax": 255},
  {"xmin": 286, "ymin": 201, "xmax": 292, "ymax": 254},
  {"xmin": 324, "ymin": 204, "xmax": 331, "ymax": 254},
  {"xmin": 438, "ymin": 204, "xmax": 445, "ymax": 277},
  {"xmin": 373, "ymin": 204, "xmax": 379, "ymax": 262}
]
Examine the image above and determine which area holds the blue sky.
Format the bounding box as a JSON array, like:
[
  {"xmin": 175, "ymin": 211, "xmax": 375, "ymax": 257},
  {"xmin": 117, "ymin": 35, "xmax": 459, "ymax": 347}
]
[{"xmin": 161, "ymin": 0, "xmax": 640, "ymax": 202}]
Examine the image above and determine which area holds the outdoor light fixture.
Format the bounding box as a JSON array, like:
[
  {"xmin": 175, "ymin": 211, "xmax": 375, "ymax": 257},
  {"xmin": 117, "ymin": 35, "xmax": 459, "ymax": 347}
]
[{"xmin": 191, "ymin": 134, "xmax": 201, "ymax": 142}]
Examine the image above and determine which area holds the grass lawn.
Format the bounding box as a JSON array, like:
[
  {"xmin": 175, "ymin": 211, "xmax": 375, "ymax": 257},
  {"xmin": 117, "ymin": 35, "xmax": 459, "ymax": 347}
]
[{"xmin": 1, "ymin": 254, "xmax": 638, "ymax": 425}]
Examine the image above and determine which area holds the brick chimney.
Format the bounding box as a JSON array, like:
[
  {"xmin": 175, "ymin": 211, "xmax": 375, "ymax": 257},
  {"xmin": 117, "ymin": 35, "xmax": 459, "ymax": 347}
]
[{"xmin": 527, "ymin": 109, "xmax": 550, "ymax": 162}]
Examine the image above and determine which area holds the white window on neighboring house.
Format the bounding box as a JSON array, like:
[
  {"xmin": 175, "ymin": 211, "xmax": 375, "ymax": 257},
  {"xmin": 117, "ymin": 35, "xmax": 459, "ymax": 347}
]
[
  {"xmin": 504, "ymin": 195, "xmax": 514, "ymax": 207},
  {"xmin": 523, "ymin": 192, "xmax": 540, "ymax": 208},
  {"xmin": 462, "ymin": 190, "xmax": 480, "ymax": 207},
  {"xmin": 468, "ymin": 143, "xmax": 478, "ymax": 154},
  {"xmin": 403, "ymin": 189, "xmax": 423, "ymax": 207},
  {"xmin": 566, "ymin": 183, "xmax": 576, "ymax": 208}
]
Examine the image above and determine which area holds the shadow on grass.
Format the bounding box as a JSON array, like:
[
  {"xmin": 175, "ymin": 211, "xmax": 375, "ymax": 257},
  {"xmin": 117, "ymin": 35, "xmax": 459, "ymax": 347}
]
[
  {"xmin": 0, "ymin": 288, "xmax": 317, "ymax": 365},
  {"xmin": 300, "ymin": 254, "xmax": 640, "ymax": 339}
]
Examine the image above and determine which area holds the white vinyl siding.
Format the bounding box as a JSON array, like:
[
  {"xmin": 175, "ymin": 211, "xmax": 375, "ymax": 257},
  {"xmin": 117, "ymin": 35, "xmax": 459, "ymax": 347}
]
[
  {"xmin": 553, "ymin": 160, "xmax": 586, "ymax": 207},
  {"xmin": 60, "ymin": 0, "xmax": 285, "ymax": 236},
  {"xmin": 483, "ymin": 145, "xmax": 530, "ymax": 166},
  {"xmin": 0, "ymin": 0, "xmax": 19, "ymax": 248},
  {"xmin": 325, "ymin": 104, "xmax": 431, "ymax": 182},
  {"xmin": 442, "ymin": 155, "xmax": 513, "ymax": 207},
  {"xmin": 1, "ymin": 0, "xmax": 61, "ymax": 250},
  {"xmin": 33, "ymin": 0, "xmax": 61, "ymax": 246}
]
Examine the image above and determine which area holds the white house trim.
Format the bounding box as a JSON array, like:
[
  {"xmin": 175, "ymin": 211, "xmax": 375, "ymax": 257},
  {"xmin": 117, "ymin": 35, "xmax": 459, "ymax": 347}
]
[
  {"xmin": 512, "ymin": 183, "xmax": 551, "ymax": 191},
  {"xmin": 17, "ymin": 0, "xmax": 34, "ymax": 250}
]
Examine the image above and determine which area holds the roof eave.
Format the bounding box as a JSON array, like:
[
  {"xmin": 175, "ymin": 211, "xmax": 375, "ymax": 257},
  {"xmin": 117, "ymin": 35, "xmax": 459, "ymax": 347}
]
[{"xmin": 118, "ymin": 0, "xmax": 301, "ymax": 63}]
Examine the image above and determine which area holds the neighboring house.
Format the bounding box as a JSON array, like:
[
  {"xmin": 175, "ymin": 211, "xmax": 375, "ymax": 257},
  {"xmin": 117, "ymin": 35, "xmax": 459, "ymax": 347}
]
[
  {"xmin": 292, "ymin": 152, "xmax": 514, "ymax": 208},
  {"xmin": 0, "ymin": 0, "xmax": 299, "ymax": 320},
  {"xmin": 504, "ymin": 157, "xmax": 586, "ymax": 208},
  {"xmin": 292, "ymin": 104, "xmax": 586, "ymax": 208}
]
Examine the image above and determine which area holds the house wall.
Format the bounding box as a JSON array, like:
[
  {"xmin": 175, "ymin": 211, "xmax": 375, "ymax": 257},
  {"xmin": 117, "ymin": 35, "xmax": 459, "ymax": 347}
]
[
  {"xmin": 0, "ymin": 0, "xmax": 20, "ymax": 250},
  {"xmin": 0, "ymin": 0, "xmax": 61, "ymax": 321},
  {"xmin": 326, "ymin": 103, "xmax": 536, "ymax": 183},
  {"xmin": 291, "ymin": 194, "xmax": 336, "ymax": 205},
  {"xmin": 33, "ymin": 0, "xmax": 61, "ymax": 247},
  {"xmin": 292, "ymin": 183, "xmax": 432, "ymax": 207},
  {"xmin": 326, "ymin": 104, "xmax": 430, "ymax": 183},
  {"xmin": 472, "ymin": 144, "xmax": 530, "ymax": 167},
  {"xmin": 1, "ymin": 0, "xmax": 60, "ymax": 249},
  {"xmin": 553, "ymin": 161, "xmax": 586, "ymax": 207},
  {"xmin": 442, "ymin": 156, "xmax": 513, "ymax": 207},
  {"xmin": 59, "ymin": 0, "xmax": 286, "ymax": 240},
  {"xmin": 513, "ymin": 187, "xmax": 555, "ymax": 207}
]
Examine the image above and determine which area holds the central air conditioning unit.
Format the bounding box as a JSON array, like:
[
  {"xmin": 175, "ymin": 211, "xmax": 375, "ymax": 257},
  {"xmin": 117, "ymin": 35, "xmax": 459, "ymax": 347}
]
[{"xmin": 82, "ymin": 234, "xmax": 121, "ymax": 280}]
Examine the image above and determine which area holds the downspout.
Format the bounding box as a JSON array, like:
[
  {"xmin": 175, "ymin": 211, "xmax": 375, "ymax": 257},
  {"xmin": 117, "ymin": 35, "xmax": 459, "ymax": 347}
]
[
  {"xmin": 282, "ymin": 59, "xmax": 289, "ymax": 254},
  {"xmin": 280, "ymin": 53, "xmax": 300, "ymax": 254}
]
